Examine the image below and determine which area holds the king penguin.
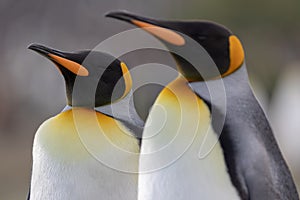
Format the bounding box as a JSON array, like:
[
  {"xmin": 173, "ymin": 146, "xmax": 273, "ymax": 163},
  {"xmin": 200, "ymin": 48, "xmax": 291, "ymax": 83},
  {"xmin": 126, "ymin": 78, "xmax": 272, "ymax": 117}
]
[
  {"xmin": 27, "ymin": 44, "xmax": 142, "ymax": 200},
  {"xmin": 106, "ymin": 11, "xmax": 299, "ymax": 200}
]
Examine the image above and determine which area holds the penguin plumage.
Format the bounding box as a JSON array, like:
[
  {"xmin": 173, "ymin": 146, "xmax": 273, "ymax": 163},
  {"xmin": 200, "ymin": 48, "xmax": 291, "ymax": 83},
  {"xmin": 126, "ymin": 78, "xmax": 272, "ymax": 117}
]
[
  {"xmin": 27, "ymin": 44, "xmax": 141, "ymax": 200},
  {"xmin": 106, "ymin": 11, "xmax": 299, "ymax": 200}
]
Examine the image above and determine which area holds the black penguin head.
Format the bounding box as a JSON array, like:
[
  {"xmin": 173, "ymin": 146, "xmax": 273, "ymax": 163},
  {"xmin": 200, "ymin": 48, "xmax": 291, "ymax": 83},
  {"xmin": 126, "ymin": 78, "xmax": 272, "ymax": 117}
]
[
  {"xmin": 106, "ymin": 11, "xmax": 245, "ymax": 81},
  {"xmin": 28, "ymin": 44, "xmax": 132, "ymax": 107}
]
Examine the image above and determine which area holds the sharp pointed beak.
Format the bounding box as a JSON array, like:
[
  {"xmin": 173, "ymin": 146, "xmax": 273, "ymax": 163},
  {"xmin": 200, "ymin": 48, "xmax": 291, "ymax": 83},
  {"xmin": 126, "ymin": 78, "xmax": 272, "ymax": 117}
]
[
  {"xmin": 28, "ymin": 44, "xmax": 66, "ymax": 59},
  {"xmin": 106, "ymin": 11, "xmax": 185, "ymax": 46},
  {"xmin": 28, "ymin": 44, "xmax": 89, "ymax": 76},
  {"xmin": 105, "ymin": 10, "xmax": 159, "ymax": 26}
]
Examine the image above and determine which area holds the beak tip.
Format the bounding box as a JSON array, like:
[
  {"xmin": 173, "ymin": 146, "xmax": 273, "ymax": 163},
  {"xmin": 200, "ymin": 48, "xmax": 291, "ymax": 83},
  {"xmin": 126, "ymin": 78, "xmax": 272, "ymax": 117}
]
[
  {"xmin": 105, "ymin": 10, "xmax": 127, "ymax": 18},
  {"xmin": 27, "ymin": 43, "xmax": 60, "ymax": 57},
  {"xmin": 28, "ymin": 43, "xmax": 37, "ymax": 50},
  {"xmin": 27, "ymin": 43, "xmax": 45, "ymax": 53},
  {"xmin": 105, "ymin": 10, "xmax": 136, "ymax": 23},
  {"xmin": 105, "ymin": 11, "xmax": 156, "ymax": 27},
  {"xmin": 104, "ymin": 12, "xmax": 114, "ymax": 18}
]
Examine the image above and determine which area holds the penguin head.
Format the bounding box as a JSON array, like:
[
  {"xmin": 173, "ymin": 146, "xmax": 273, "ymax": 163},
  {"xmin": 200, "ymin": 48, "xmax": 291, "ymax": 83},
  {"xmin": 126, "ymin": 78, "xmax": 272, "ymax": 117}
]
[
  {"xmin": 28, "ymin": 44, "xmax": 132, "ymax": 107},
  {"xmin": 106, "ymin": 11, "xmax": 245, "ymax": 81}
]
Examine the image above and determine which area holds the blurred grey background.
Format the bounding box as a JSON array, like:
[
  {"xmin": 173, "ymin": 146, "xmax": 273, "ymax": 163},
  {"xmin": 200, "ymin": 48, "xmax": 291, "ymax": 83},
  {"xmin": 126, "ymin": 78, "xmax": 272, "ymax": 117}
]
[{"xmin": 1, "ymin": 0, "xmax": 300, "ymax": 199}]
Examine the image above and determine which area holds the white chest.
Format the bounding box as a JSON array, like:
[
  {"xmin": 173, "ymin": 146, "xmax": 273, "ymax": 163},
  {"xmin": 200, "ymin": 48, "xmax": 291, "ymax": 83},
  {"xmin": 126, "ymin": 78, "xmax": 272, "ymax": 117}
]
[
  {"xmin": 30, "ymin": 109, "xmax": 139, "ymax": 200},
  {"xmin": 138, "ymin": 78, "xmax": 240, "ymax": 200},
  {"xmin": 31, "ymin": 145, "xmax": 138, "ymax": 200}
]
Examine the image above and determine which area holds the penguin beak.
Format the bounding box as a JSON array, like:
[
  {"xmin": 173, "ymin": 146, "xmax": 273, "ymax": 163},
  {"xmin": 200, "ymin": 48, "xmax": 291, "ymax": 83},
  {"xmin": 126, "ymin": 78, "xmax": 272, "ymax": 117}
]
[
  {"xmin": 106, "ymin": 11, "xmax": 185, "ymax": 46},
  {"xmin": 28, "ymin": 44, "xmax": 89, "ymax": 76},
  {"xmin": 28, "ymin": 44, "xmax": 65, "ymax": 59},
  {"xmin": 106, "ymin": 10, "xmax": 159, "ymax": 26}
]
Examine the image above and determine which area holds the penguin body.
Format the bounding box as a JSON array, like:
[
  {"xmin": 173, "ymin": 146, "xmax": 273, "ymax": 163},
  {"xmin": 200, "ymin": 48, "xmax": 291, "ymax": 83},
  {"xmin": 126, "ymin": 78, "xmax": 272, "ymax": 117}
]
[
  {"xmin": 107, "ymin": 11, "xmax": 299, "ymax": 200},
  {"xmin": 139, "ymin": 76, "xmax": 239, "ymax": 199},
  {"xmin": 28, "ymin": 44, "xmax": 140, "ymax": 200}
]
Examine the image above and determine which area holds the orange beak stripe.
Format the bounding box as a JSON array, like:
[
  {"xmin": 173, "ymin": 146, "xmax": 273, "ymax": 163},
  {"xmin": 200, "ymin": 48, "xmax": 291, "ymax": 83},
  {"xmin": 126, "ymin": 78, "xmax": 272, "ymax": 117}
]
[
  {"xmin": 132, "ymin": 20, "xmax": 185, "ymax": 46},
  {"xmin": 48, "ymin": 54, "xmax": 89, "ymax": 76}
]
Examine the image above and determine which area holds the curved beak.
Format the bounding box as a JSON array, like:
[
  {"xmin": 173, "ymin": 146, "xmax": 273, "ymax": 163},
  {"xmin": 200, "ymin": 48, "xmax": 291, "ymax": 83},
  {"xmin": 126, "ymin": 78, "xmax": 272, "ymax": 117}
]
[
  {"xmin": 106, "ymin": 10, "xmax": 160, "ymax": 26},
  {"xmin": 28, "ymin": 44, "xmax": 89, "ymax": 76},
  {"xmin": 28, "ymin": 44, "xmax": 66, "ymax": 60},
  {"xmin": 106, "ymin": 10, "xmax": 185, "ymax": 46}
]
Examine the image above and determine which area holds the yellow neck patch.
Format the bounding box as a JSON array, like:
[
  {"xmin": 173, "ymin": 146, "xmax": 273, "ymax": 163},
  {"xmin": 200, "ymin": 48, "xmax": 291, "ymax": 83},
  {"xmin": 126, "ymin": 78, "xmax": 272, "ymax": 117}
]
[
  {"xmin": 222, "ymin": 35, "xmax": 244, "ymax": 77},
  {"xmin": 49, "ymin": 54, "xmax": 89, "ymax": 76},
  {"xmin": 132, "ymin": 20, "xmax": 185, "ymax": 46},
  {"xmin": 120, "ymin": 62, "xmax": 132, "ymax": 99}
]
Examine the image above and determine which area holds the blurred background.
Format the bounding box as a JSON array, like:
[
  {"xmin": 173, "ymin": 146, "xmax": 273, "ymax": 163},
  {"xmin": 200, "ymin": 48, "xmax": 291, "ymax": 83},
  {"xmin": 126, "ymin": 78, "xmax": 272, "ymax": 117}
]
[{"xmin": 0, "ymin": 0, "xmax": 300, "ymax": 199}]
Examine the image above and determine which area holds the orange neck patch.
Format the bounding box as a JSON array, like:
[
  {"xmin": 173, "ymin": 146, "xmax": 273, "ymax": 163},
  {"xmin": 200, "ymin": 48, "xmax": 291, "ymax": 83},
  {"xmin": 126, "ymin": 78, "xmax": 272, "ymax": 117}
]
[
  {"xmin": 223, "ymin": 35, "xmax": 244, "ymax": 77},
  {"xmin": 120, "ymin": 62, "xmax": 132, "ymax": 98},
  {"xmin": 49, "ymin": 54, "xmax": 89, "ymax": 76},
  {"xmin": 132, "ymin": 20, "xmax": 185, "ymax": 46}
]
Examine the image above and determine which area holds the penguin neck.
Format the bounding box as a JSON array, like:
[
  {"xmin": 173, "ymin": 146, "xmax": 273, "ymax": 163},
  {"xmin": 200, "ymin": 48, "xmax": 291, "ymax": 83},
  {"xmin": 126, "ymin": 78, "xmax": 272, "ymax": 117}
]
[
  {"xmin": 62, "ymin": 91, "xmax": 144, "ymax": 140},
  {"xmin": 61, "ymin": 105, "xmax": 94, "ymax": 113},
  {"xmin": 188, "ymin": 64, "xmax": 251, "ymax": 104},
  {"xmin": 95, "ymin": 90, "xmax": 144, "ymax": 127},
  {"xmin": 222, "ymin": 64, "xmax": 252, "ymax": 99}
]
